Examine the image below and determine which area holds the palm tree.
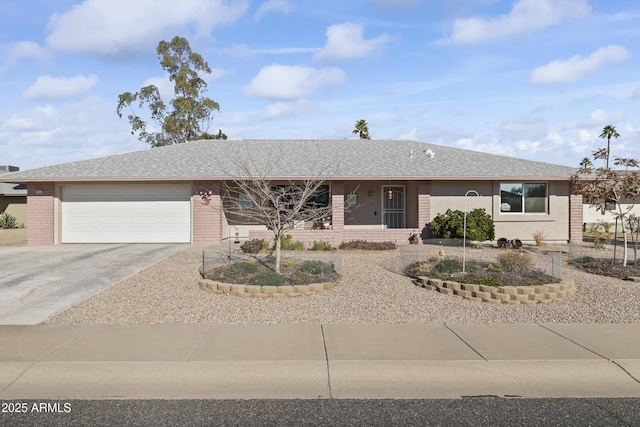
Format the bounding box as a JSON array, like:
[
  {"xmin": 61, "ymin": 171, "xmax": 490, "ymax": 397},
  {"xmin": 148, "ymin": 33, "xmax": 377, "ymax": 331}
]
[
  {"xmin": 599, "ymin": 125, "xmax": 620, "ymax": 169},
  {"xmin": 352, "ymin": 119, "xmax": 371, "ymax": 139}
]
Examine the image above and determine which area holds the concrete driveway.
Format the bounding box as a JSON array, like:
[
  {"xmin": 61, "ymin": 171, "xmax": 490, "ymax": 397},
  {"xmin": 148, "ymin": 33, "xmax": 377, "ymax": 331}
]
[{"xmin": 0, "ymin": 244, "xmax": 189, "ymax": 324}]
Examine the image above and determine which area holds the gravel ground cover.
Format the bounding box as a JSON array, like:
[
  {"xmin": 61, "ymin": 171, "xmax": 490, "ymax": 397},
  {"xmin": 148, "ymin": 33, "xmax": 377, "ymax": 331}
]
[
  {"xmin": 0, "ymin": 228, "xmax": 27, "ymax": 245},
  {"xmin": 45, "ymin": 244, "xmax": 640, "ymax": 325}
]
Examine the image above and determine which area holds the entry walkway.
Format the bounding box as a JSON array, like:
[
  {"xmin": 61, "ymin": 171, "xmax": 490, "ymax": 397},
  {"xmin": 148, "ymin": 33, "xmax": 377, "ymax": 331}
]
[{"xmin": 1, "ymin": 323, "xmax": 639, "ymax": 399}]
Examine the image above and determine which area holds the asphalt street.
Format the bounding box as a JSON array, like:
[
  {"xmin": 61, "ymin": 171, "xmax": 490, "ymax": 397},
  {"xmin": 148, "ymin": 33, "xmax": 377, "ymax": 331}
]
[{"xmin": 1, "ymin": 398, "xmax": 639, "ymax": 427}]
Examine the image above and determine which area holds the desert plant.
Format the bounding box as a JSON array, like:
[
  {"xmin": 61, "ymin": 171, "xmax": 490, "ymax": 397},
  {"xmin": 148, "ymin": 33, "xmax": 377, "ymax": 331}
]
[
  {"xmin": 596, "ymin": 220, "xmax": 614, "ymax": 233},
  {"xmin": 288, "ymin": 270, "xmax": 314, "ymax": 286},
  {"xmin": 432, "ymin": 258, "xmax": 463, "ymax": 274},
  {"xmin": 496, "ymin": 251, "xmax": 532, "ymax": 273},
  {"xmin": 299, "ymin": 260, "xmax": 335, "ymax": 275},
  {"xmin": 249, "ymin": 270, "xmax": 286, "ymax": 286},
  {"xmin": 592, "ymin": 230, "xmax": 611, "ymax": 249},
  {"xmin": 311, "ymin": 240, "xmax": 334, "ymax": 251},
  {"xmin": 532, "ymin": 230, "xmax": 546, "ymax": 246},
  {"xmin": 240, "ymin": 238, "xmax": 269, "ymax": 254},
  {"xmin": 338, "ymin": 240, "xmax": 397, "ymax": 250},
  {"xmin": 224, "ymin": 261, "xmax": 259, "ymax": 279},
  {"xmin": 430, "ymin": 208, "xmax": 495, "ymax": 241},
  {"xmin": 0, "ymin": 212, "xmax": 18, "ymax": 229},
  {"xmin": 290, "ymin": 240, "xmax": 305, "ymax": 250}
]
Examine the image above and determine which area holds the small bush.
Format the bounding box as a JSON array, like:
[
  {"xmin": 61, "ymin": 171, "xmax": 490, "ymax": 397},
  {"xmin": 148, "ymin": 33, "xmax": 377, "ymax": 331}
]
[
  {"xmin": 311, "ymin": 240, "xmax": 334, "ymax": 251},
  {"xmin": 592, "ymin": 231, "xmax": 610, "ymax": 249},
  {"xmin": 224, "ymin": 262, "xmax": 259, "ymax": 279},
  {"xmin": 476, "ymin": 276, "xmax": 502, "ymax": 287},
  {"xmin": 290, "ymin": 240, "xmax": 306, "ymax": 250},
  {"xmin": 339, "ymin": 240, "xmax": 397, "ymax": 250},
  {"xmin": 430, "ymin": 208, "xmax": 495, "ymax": 241},
  {"xmin": 532, "ymin": 230, "xmax": 546, "ymax": 246},
  {"xmin": 432, "ymin": 258, "xmax": 463, "ymax": 274},
  {"xmin": 497, "ymin": 251, "xmax": 532, "ymax": 273},
  {"xmin": 249, "ymin": 270, "xmax": 286, "ymax": 286},
  {"xmin": 0, "ymin": 212, "xmax": 18, "ymax": 229},
  {"xmin": 240, "ymin": 239, "xmax": 269, "ymax": 254},
  {"xmin": 288, "ymin": 270, "xmax": 314, "ymax": 286},
  {"xmin": 299, "ymin": 260, "xmax": 335, "ymax": 275}
]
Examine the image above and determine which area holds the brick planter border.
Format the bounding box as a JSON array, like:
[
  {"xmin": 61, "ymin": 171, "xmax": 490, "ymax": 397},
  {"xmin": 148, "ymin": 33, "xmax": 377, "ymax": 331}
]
[
  {"xmin": 199, "ymin": 279, "xmax": 337, "ymax": 298},
  {"xmin": 413, "ymin": 277, "xmax": 576, "ymax": 304}
]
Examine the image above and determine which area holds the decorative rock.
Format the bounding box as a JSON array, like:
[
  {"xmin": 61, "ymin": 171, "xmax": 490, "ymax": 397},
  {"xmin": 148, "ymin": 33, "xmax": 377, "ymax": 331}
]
[
  {"xmin": 277, "ymin": 286, "xmax": 295, "ymax": 294},
  {"xmin": 308, "ymin": 283, "xmax": 326, "ymax": 293},
  {"xmin": 323, "ymin": 282, "xmax": 337, "ymax": 290},
  {"xmin": 261, "ymin": 286, "xmax": 278, "ymax": 294},
  {"xmin": 246, "ymin": 285, "xmax": 262, "ymax": 294}
]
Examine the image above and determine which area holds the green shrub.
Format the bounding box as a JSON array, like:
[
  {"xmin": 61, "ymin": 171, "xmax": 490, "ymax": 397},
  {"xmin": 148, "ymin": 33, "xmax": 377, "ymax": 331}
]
[
  {"xmin": 224, "ymin": 262, "xmax": 259, "ymax": 279},
  {"xmin": 299, "ymin": 260, "xmax": 335, "ymax": 275},
  {"xmin": 311, "ymin": 240, "xmax": 334, "ymax": 251},
  {"xmin": 430, "ymin": 208, "xmax": 495, "ymax": 241},
  {"xmin": 496, "ymin": 251, "xmax": 532, "ymax": 273},
  {"xmin": 339, "ymin": 240, "xmax": 397, "ymax": 250},
  {"xmin": 431, "ymin": 258, "xmax": 462, "ymax": 274},
  {"xmin": 274, "ymin": 234, "xmax": 304, "ymax": 250},
  {"xmin": 248, "ymin": 270, "xmax": 286, "ymax": 286},
  {"xmin": 476, "ymin": 276, "xmax": 502, "ymax": 287},
  {"xmin": 290, "ymin": 240, "xmax": 306, "ymax": 250},
  {"xmin": 240, "ymin": 239, "xmax": 269, "ymax": 254},
  {"xmin": 0, "ymin": 212, "xmax": 18, "ymax": 229},
  {"xmin": 288, "ymin": 270, "xmax": 314, "ymax": 286}
]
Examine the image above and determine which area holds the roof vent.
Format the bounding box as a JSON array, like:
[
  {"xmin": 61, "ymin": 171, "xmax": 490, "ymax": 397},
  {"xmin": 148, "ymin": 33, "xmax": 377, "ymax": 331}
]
[
  {"xmin": 409, "ymin": 149, "xmax": 414, "ymax": 158},
  {"xmin": 424, "ymin": 149, "xmax": 435, "ymax": 158}
]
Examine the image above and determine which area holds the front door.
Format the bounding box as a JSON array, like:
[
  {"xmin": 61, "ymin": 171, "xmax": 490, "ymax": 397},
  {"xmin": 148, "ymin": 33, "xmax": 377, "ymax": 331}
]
[{"xmin": 382, "ymin": 186, "xmax": 405, "ymax": 228}]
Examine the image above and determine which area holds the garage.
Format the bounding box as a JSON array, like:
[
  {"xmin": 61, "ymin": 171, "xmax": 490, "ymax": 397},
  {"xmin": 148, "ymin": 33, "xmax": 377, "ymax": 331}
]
[{"xmin": 61, "ymin": 184, "xmax": 191, "ymax": 243}]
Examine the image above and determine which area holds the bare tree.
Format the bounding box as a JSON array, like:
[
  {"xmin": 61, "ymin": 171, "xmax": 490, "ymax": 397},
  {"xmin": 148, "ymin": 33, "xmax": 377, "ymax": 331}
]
[
  {"xmin": 205, "ymin": 143, "xmax": 342, "ymax": 273},
  {"xmin": 572, "ymin": 138, "xmax": 640, "ymax": 266}
]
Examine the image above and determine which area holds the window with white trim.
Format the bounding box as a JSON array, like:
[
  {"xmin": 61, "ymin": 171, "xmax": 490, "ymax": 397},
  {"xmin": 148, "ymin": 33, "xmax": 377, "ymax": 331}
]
[{"xmin": 500, "ymin": 183, "xmax": 547, "ymax": 213}]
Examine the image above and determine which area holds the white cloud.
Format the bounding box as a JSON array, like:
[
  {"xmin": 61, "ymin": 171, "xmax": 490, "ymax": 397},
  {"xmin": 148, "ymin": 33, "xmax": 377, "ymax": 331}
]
[
  {"xmin": 530, "ymin": 45, "xmax": 631, "ymax": 84},
  {"xmin": 263, "ymin": 100, "xmax": 314, "ymax": 119},
  {"xmin": 399, "ymin": 126, "xmax": 419, "ymax": 140},
  {"xmin": 1, "ymin": 41, "xmax": 49, "ymax": 74},
  {"xmin": 244, "ymin": 64, "xmax": 345, "ymax": 99},
  {"xmin": 254, "ymin": 0, "xmax": 293, "ymax": 21},
  {"xmin": 313, "ymin": 23, "xmax": 393, "ymax": 61},
  {"xmin": 22, "ymin": 75, "xmax": 99, "ymax": 101},
  {"xmin": 565, "ymin": 109, "xmax": 626, "ymax": 130},
  {"xmin": 0, "ymin": 96, "xmax": 136, "ymax": 168},
  {"xmin": 45, "ymin": 0, "xmax": 249, "ymax": 55},
  {"xmin": 449, "ymin": 0, "xmax": 590, "ymax": 44}
]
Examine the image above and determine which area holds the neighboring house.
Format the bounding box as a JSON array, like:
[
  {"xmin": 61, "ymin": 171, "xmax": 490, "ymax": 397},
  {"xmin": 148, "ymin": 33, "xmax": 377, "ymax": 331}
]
[
  {"xmin": 0, "ymin": 166, "xmax": 27, "ymax": 227},
  {"xmin": 583, "ymin": 199, "xmax": 640, "ymax": 231},
  {"xmin": 0, "ymin": 139, "xmax": 582, "ymax": 246}
]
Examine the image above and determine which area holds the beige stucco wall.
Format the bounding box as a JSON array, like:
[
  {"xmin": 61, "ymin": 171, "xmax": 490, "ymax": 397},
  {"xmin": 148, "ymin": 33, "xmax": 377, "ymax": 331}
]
[
  {"xmin": 0, "ymin": 196, "xmax": 27, "ymax": 227},
  {"xmin": 344, "ymin": 180, "xmax": 418, "ymax": 228},
  {"xmin": 583, "ymin": 199, "xmax": 640, "ymax": 228},
  {"xmin": 429, "ymin": 180, "xmax": 570, "ymax": 243}
]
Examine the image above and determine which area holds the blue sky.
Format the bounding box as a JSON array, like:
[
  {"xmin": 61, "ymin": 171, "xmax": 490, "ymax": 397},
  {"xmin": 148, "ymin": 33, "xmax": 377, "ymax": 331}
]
[{"xmin": 1, "ymin": 0, "xmax": 638, "ymax": 170}]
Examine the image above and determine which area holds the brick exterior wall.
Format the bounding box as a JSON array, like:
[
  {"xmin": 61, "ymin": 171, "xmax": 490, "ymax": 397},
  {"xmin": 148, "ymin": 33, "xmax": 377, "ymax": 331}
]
[
  {"xmin": 331, "ymin": 181, "xmax": 344, "ymax": 231},
  {"xmin": 417, "ymin": 181, "xmax": 431, "ymax": 240},
  {"xmin": 249, "ymin": 228, "xmax": 420, "ymax": 246},
  {"xmin": 569, "ymin": 192, "xmax": 583, "ymax": 245},
  {"xmin": 27, "ymin": 183, "xmax": 55, "ymax": 245},
  {"xmin": 192, "ymin": 181, "xmax": 222, "ymax": 244}
]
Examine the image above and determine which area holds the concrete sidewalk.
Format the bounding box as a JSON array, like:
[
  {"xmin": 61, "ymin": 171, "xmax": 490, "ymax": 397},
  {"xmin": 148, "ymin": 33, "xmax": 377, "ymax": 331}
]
[{"xmin": 1, "ymin": 323, "xmax": 639, "ymax": 399}]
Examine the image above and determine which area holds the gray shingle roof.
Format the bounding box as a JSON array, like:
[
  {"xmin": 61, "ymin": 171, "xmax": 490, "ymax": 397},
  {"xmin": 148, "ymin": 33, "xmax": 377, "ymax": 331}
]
[
  {"xmin": 0, "ymin": 182, "xmax": 26, "ymax": 196},
  {"xmin": 0, "ymin": 139, "xmax": 577, "ymax": 182}
]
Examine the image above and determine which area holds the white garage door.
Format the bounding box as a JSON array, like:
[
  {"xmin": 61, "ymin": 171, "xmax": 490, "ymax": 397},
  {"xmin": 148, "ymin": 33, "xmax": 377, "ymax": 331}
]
[{"xmin": 62, "ymin": 184, "xmax": 191, "ymax": 243}]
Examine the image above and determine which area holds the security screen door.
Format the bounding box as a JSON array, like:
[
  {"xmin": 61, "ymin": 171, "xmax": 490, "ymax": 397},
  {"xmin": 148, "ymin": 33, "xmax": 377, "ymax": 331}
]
[{"xmin": 382, "ymin": 186, "xmax": 405, "ymax": 228}]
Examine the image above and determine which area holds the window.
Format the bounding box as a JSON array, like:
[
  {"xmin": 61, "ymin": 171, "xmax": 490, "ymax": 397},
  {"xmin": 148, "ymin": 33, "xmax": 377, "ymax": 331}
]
[
  {"xmin": 500, "ymin": 183, "xmax": 547, "ymax": 213},
  {"xmin": 238, "ymin": 194, "xmax": 254, "ymax": 210}
]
